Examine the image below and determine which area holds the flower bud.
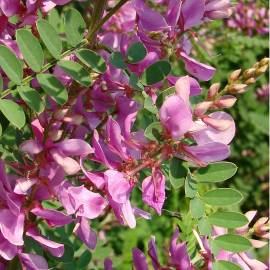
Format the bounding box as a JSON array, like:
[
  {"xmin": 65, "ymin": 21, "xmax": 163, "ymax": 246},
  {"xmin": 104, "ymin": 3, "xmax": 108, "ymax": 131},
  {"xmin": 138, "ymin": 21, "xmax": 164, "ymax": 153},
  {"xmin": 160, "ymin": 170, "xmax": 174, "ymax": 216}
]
[
  {"xmin": 259, "ymin": 57, "xmax": 269, "ymax": 67},
  {"xmin": 194, "ymin": 101, "xmax": 213, "ymax": 116},
  {"xmin": 54, "ymin": 108, "xmax": 69, "ymax": 120},
  {"xmin": 254, "ymin": 217, "xmax": 269, "ymax": 238},
  {"xmin": 245, "ymin": 78, "xmax": 256, "ymax": 85},
  {"xmin": 207, "ymin": 83, "xmax": 220, "ymax": 99},
  {"xmin": 243, "ymin": 68, "xmax": 256, "ymax": 79},
  {"xmin": 48, "ymin": 129, "xmax": 63, "ymax": 141},
  {"xmin": 255, "ymin": 65, "xmax": 269, "ymax": 76},
  {"xmin": 228, "ymin": 84, "xmax": 247, "ymax": 94},
  {"xmin": 63, "ymin": 115, "xmax": 84, "ymax": 125},
  {"xmin": 215, "ymin": 95, "xmax": 237, "ymax": 108},
  {"xmin": 229, "ymin": 69, "xmax": 241, "ymax": 81},
  {"xmin": 201, "ymin": 115, "xmax": 233, "ymax": 131}
]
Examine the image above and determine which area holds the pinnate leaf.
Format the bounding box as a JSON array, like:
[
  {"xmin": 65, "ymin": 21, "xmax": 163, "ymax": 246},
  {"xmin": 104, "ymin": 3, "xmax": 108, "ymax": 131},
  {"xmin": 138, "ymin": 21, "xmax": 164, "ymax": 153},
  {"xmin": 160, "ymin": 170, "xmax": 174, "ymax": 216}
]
[
  {"xmin": 0, "ymin": 45, "xmax": 23, "ymax": 84},
  {"xmin": 0, "ymin": 99, "xmax": 25, "ymax": 129},
  {"xmin": 16, "ymin": 29, "xmax": 44, "ymax": 72},
  {"xmin": 37, "ymin": 19, "xmax": 62, "ymax": 59}
]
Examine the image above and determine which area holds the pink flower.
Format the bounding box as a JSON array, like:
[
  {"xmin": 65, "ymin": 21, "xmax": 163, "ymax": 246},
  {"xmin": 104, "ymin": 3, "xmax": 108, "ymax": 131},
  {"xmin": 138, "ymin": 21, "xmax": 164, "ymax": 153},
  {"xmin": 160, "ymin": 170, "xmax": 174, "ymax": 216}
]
[{"xmin": 142, "ymin": 168, "xmax": 166, "ymax": 215}]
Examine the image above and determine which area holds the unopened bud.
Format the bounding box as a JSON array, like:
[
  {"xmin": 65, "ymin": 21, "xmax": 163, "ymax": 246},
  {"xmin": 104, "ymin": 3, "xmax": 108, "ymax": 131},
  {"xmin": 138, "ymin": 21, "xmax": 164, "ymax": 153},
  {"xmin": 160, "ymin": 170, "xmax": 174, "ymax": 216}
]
[
  {"xmin": 229, "ymin": 84, "xmax": 247, "ymax": 93},
  {"xmin": 215, "ymin": 95, "xmax": 237, "ymax": 109},
  {"xmin": 194, "ymin": 101, "xmax": 213, "ymax": 116},
  {"xmin": 245, "ymin": 78, "xmax": 256, "ymax": 85},
  {"xmin": 63, "ymin": 114, "xmax": 84, "ymax": 125},
  {"xmin": 243, "ymin": 68, "xmax": 256, "ymax": 79},
  {"xmin": 259, "ymin": 57, "xmax": 269, "ymax": 67},
  {"xmin": 207, "ymin": 83, "xmax": 220, "ymax": 99},
  {"xmin": 229, "ymin": 69, "xmax": 241, "ymax": 81},
  {"xmin": 48, "ymin": 129, "xmax": 63, "ymax": 141},
  {"xmin": 255, "ymin": 65, "xmax": 269, "ymax": 76},
  {"xmin": 201, "ymin": 115, "xmax": 233, "ymax": 131},
  {"xmin": 54, "ymin": 108, "xmax": 69, "ymax": 120}
]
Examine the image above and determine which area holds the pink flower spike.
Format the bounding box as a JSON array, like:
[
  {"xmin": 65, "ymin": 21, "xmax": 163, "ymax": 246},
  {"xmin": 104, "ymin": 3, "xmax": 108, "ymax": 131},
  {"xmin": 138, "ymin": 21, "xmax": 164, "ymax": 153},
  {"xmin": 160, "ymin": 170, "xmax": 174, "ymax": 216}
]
[
  {"xmin": 192, "ymin": 112, "xmax": 236, "ymax": 145},
  {"xmin": 74, "ymin": 217, "xmax": 97, "ymax": 250},
  {"xmin": 26, "ymin": 227, "xmax": 64, "ymax": 257},
  {"xmin": 175, "ymin": 76, "xmax": 191, "ymax": 104},
  {"xmin": 19, "ymin": 253, "xmax": 48, "ymax": 270},
  {"xmin": 31, "ymin": 208, "xmax": 73, "ymax": 227},
  {"xmin": 0, "ymin": 233, "xmax": 17, "ymax": 260},
  {"xmin": 148, "ymin": 237, "xmax": 159, "ymax": 270},
  {"xmin": 132, "ymin": 248, "xmax": 149, "ymax": 270},
  {"xmin": 50, "ymin": 149, "xmax": 81, "ymax": 175},
  {"xmin": 202, "ymin": 115, "xmax": 234, "ymax": 131},
  {"xmin": 20, "ymin": 140, "xmax": 43, "ymax": 155},
  {"xmin": 169, "ymin": 229, "xmax": 192, "ymax": 269},
  {"xmin": 55, "ymin": 139, "xmax": 93, "ymax": 157},
  {"xmin": 159, "ymin": 95, "xmax": 193, "ymax": 139},
  {"xmin": 0, "ymin": 210, "xmax": 24, "ymax": 246},
  {"xmin": 105, "ymin": 170, "xmax": 131, "ymax": 203},
  {"xmin": 0, "ymin": 0, "xmax": 20, "ymax": 17},
  {"xmin": 181, "ymin": 0, "xmax": 205, "ymax": 30},
  {"xmin": 142, "ymin": 169, "xmax": 165, "ymax": 215},
  {"xmin": 180, "ymin": 52, "xmax": 216, "ymax": 81}
]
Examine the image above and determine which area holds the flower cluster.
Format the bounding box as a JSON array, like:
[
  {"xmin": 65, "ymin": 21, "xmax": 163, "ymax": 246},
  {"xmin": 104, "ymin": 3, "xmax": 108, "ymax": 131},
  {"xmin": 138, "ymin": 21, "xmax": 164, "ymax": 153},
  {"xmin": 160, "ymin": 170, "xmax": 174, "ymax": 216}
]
[
  {"xmin": 227, "ymin": 0, "xmax": 269, "ymax": 36},
  {"xmin": 0, "ymin": 0, "xmax": 268, "ymax": 269}
]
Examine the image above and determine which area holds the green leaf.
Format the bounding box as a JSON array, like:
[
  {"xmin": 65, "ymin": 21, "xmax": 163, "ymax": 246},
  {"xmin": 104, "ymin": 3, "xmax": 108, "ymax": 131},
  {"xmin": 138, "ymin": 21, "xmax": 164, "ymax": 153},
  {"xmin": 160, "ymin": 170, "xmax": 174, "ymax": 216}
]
[
  {"xmin": 64, "ymin": 8, "xmax": 86, "ymax": 47},
  {"xmin": 156, "ymin": 86, "xmax": 175, "ymax": 108},
  {"xmin": 127, "ymin": 42, "xmax": 147, "ymax": 63},
  {"xmin": 143, "ymin": 91, "xmax": 157, "ymax": 114},
  {"xmin": 129, "ymin": 72, "xmax": 144, "ymax": 91},
  {"xmin": 110, "ymin": 52, "xmax": 127, "ymax": 69},
  {"xmin": 213, "ymin": 234, "xmax": 252, "ymax": 253},
  {"xmin": 185, "ymin": 174, "xmax": 197, "ymax": 198},
  {"xmin": 144, "ymin": 122, "xmax": 162, "ymax": 142},
  {"xmin": 208, "ymin": 211, "xmax": 249, "ymax": 228},
  {"xmin": 0, "ymin": 45, "xmax": 23, "ymax": 84},
  {"xmin": 194, "ymin": 162, "xmax": 238, "ymax": 183},
  {"xmin": 57, "ymin": 60, "xmax": 91, "ymax": 87},
  {"xmin": 76, "ymin": 49, "xmax": 106, "ymax": 73},
  {"xmin": 141, "ymin": 60, "xmax": 171, "ymax": 85},
  {"xmin": 36, "ymin": 19, "xmax": 62, "ymax": 59},
  {"xmin": 213, "ymin": 261, "xmax": 242, "ymax": 270},
  {"xmin": 77, "ymin": 250, "xmax": 92, "ymax": 268},
  {"xmin": 0, "ymin": 99, "xmax": 25, "ymax": 129},
  {"xmin": 169, "ymin": 157, "xmax": 188, "ymax": 189},
  {"xmin": 41, "ymin": 200, "xmax": 62, "ymax": 210},
  {"xmin": 190, "ymin": 197, "xmax": 204, "ymax": 218},
  {"xmin": 37, "ymin": 74, "xmax": 68, "ymax": 105},
  {"xmin": 202, "ymin": 188, "xmax": 243, "ymax": 206},
  {"xmin": 249, "ymin": 112, "xmax": 269, "ymax": 135},
  {"xmin": 198, "ymin": 217, "xmax": 212, "ymax": 236},
  {"xmin": 18, "ymin": 86, "xmax": 45, "ymax": 113},
  {"xmin": 16, "ymin": 29, "xmax": 44, "ymax": 72}
]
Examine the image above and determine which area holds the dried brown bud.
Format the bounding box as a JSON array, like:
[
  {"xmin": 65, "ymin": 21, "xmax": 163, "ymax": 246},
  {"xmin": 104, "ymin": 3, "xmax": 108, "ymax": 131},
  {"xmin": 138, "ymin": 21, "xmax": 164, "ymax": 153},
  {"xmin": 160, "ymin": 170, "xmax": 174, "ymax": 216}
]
[
  {"xmin": 243, "ymin": 68, "xmax": 256, "ymax": 79},
  {"xmin": 255, "ymin": 65, "xmax": 269, "ymax": 76},
  {"xmin": 208, "ymin": 83, "xmax": 220, "ymax": 99},
  {"xmin": 228, "ymin": 84, "xmax": 247, "ymax": 94},
  {"xmin": 259, "ymin": 57, "xmax": 269, "ymax": 67},
  {"xmin": 229, "ymin": 69, "xmax": 241, "ymax": 81},
  {"xmin": 245, "ymin": 78, "xmax": 256, "ymax": 85}
]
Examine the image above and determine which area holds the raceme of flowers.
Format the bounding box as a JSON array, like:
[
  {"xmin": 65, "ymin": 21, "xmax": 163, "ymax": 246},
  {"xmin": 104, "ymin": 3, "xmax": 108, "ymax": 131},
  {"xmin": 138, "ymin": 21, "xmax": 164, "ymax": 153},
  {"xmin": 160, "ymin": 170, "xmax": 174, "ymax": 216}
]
[
  {"xmin": 227, "ymin": 0, "xmax": 269, "ymax": 36},
  {"xmin": 0, "ymin": 0, "xmax": 268, "ymax": 269}
]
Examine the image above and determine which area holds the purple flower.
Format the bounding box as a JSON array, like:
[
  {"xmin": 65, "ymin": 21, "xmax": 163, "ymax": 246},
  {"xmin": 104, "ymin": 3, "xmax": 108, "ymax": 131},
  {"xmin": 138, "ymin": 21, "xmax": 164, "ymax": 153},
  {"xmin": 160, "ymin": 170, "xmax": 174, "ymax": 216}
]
[
  {"xmin": 142, "ymin": 168, "xmax": 166, "ymax": 215},
  {"xmin": 160, "ymin": 76, "xmax": 193, "ymax": 139}
]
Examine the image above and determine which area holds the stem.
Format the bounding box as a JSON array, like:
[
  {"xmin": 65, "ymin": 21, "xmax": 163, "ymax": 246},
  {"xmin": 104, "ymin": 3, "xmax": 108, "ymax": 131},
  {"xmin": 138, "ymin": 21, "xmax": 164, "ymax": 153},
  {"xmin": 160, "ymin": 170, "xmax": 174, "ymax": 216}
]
[
  {"xmin": 0, "ymin": 39, "xmax": 88, "ymax": 99},
  {"xmin": 87, "ymin": 0, "xmax": 108, "ymax": 45},
  {"xmin": 192, "ymin": 229, "xmax": 206, "ymax": 253},
  {"xmin": 87, "ymin": 0, "xmax": 130, "ymax": 42}
]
